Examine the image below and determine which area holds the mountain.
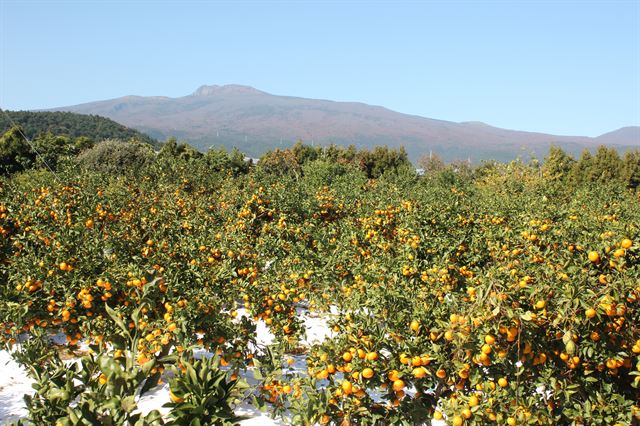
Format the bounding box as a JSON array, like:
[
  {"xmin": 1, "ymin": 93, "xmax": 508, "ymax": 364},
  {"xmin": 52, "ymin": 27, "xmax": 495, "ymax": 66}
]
[
  {"xmin": 595, "ymin": 127, "xmax": 640, "ymax": 146},
  {"xmin": 0, "ymin": 111, "xmax": 158, "ymax": 147},
  {"xmin": 48, "ymin": 85, "xmax": 639, "ymax": 162}
]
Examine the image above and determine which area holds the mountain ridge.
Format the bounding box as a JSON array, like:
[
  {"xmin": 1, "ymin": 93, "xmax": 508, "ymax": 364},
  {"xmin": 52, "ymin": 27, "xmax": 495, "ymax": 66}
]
[{"xmin": 47, "ymin": 85, "xmax": 639, "ymax": 162}]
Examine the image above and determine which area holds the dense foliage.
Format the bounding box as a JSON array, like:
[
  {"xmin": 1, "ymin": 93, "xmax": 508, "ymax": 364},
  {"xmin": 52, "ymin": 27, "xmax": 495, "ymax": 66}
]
[
  {"xmin": 76, "ymin": 139, "xmax": 155, "ymax": 175},
  {"xmin": 259, "ymin": 142, "xmax": 413, "ymax": 179},
  {"xmin": 0, "ymin": 126, "xmax": 93, "ymax": 175},
  {"xmin": 0, "ymin": 111, "xmax": 158, "ymax": 147},
  {"xmin": 418, "ymin": 145, "xmax": 640, "ymax": 190},
  {"xmin": 542, "ymin": 146, "xmax": 640, "ymax": 189},
  {"xmin": 0, "ymin": 130, "xmax": 639, "ymax": 425}
]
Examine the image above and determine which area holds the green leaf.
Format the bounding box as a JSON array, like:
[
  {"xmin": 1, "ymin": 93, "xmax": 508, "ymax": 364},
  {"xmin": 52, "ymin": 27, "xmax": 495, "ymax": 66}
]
[
  {"xmin": 103, "ymin": 398, "xmax": 120, "ymax": 410},
  {"xmin": 121, "ymin": 395, "xmax": 137, "ymax": 413},
  {"xmin": 252, "ymin": 369, "xmax": 263, "ymax": 381},
  {"xmin": 187, "ymin": 364, "xmax": 199, "ymax": 385},
  {"xmin": 520, "ymin": 311, "xmax": 533, "ymax": 321},
  {"xmin": 45, "ymin": 387, "xmax": 70, "ymax": 402},
  {"xmin": 105, "ymin": 304, "xmax": 128, "ymax": 335},
  {"xmin": 141, "ymin": 358, "xmax": 156, "ymax": 376}
]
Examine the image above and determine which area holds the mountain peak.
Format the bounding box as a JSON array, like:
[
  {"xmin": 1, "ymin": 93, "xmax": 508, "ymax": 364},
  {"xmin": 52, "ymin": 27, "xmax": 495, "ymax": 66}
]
[
  {"xmin": 461, "ymin": 121, "xmax": 491, "ymax": 127},
  {"xmin": 191, "ymin": 84, "xmax": 265, "ymax": 96},
  {"xmin": 596, "ymin": 126, "xmax": 640, "ymax": 145}
]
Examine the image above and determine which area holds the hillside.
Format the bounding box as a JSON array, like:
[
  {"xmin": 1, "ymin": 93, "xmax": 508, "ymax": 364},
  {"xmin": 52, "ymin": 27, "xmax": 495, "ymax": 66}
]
[
  {"xmin": 49, "ymin": 85, "xmax": 639, "ymax": 162},
  {"xmin": 0, "ymin": 111, "xmax": 158, "ymax": 147},
  {"xmin": 596, "ymin": 127, "xmax": 640, "ymax": 145}
]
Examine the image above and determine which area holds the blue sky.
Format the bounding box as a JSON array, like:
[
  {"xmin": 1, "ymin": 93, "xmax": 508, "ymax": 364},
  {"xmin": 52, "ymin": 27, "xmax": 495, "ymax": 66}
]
[{"xmin": 1, "ymin": 1, "xmax": 639, "ymax": 136}]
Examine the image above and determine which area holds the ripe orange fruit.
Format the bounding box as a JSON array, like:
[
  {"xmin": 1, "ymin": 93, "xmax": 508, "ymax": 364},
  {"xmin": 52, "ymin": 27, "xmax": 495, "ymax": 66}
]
[
  {"xmin": 412, "ymin": 367, "xmax": 427, "ymax": 378},
  {"xmin": 392, "ymin": 379, "xmax": 405, "ymax": 391},
  {"xmin": 606, "ymin": 359, "xmax": 619, "ymax": 369},
  {"xmin": 341, "ymin": 380, "xmax": 353, "ymax": 394},
  {"xmin": 433, "ymin": 410, "xmax": 443, "ymax": 420},
  {"xmin": 342, "ymin": 352, "xmax": 353, "ymax": 362},
  {"xmin": 452, "ymin": 415, "xmax": 463, "ymax": 426},
  {"xmin": 585, "ymin": 308, "xmax": 597, "ymax": 319},
  {"xmin": 362, "ymin": 368, "xmax": 374, "ymax": 379},
  {"xmin": 484, "ymin": 335, "xmax": 496, "ymax": 345},
  {"xmin": 588, "ymin": 251, "xmax": 600, "ymax": 263},
  {"xmin": 469, "ymin": 395, "xmax": 479, "ymax": 406},
  {"xmin": 498, "ymin": 377, "xmax": 508, "ymax": 388},
  {"xmin": 613, "ymin": 248, "xmax": 625, "ymax": 258},
  {"xmin": 410, "ymin": 320, "xmax": 420, "ymax": 332},
  {"xmin": 316, "ymin": 369, "xmax": 329, "ymax": 380},
  {"xmin": 388, "ymin": 370, "xmax": 400, "ymax": 381},
  {"xmin": 461, "ymin": 407, "xmax": 472, "ymax": 419},
  {"xmin": 621, "ymin": 238, "xmax": 632, "ymax": 249}
]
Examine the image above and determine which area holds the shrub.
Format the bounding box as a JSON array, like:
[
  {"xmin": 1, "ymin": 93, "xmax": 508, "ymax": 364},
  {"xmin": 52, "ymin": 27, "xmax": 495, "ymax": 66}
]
[{"xmin": 77, "ymin": 139, "xmax": 155, "ymax": 175}]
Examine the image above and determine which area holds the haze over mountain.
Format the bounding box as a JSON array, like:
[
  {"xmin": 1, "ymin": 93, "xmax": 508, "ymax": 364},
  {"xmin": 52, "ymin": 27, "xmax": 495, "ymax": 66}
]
[{"xmin": 49, "ymin": 85, "xmax": 640, "ymax": 162}]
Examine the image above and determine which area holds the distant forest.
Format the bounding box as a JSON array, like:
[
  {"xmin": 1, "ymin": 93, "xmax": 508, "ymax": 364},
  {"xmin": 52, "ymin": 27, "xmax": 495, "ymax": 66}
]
[{"xmin": 0, "ymin": 111, "xmax": 158, "ymax": 147}]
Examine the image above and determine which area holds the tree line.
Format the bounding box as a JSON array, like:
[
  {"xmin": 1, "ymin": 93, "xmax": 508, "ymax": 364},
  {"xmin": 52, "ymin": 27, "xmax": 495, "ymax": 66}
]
[
  {"xmin": 1, "ymin": 121, "xmax": 638, "ymax": 189},
  {"xmin": 418, "ymin": 146, "xmax": 640, "ymax": 189}
]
